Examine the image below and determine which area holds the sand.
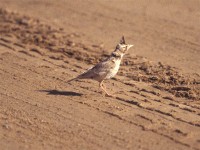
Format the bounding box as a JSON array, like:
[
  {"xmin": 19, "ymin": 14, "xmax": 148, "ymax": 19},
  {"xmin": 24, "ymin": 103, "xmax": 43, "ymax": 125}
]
[{"xmin": 0, "ymin": 0, "xmax": 200, "ymax": 150}]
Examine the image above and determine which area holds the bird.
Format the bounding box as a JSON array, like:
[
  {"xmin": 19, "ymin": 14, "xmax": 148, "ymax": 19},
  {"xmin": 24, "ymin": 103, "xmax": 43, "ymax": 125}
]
[{"xmin": 67, "ymin": 36, "xmax": 133, "ymax": 96}]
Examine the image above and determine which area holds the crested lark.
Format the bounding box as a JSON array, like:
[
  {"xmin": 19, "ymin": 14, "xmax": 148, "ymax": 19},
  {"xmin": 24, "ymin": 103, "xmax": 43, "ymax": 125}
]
[{"xmin": 68, "ymin": 36, "xmax": 133, "ymax": 96}]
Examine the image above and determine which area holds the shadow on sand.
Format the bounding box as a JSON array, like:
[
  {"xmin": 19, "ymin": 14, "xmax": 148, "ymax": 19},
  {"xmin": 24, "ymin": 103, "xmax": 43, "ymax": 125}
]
[{"xmin": 39, "ymin": 90, "xmax": 82, "ymax": 96}]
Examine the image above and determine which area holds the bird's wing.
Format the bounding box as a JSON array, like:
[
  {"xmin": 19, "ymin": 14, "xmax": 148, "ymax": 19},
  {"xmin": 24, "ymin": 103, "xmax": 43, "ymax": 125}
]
[
  {"xmin": 78, "ymin": 60, "xmax": 111, "ymax": 78},
  {"xmin": 68, "ymin": 58, "xmax": 114, "ymax": 81},
  {"xmin": 91, "ymin": 60, "xmax": 113, "ymax": 76}
]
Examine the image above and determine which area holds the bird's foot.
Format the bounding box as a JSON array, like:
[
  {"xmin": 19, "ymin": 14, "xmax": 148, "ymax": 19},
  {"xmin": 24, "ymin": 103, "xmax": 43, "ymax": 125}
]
[
  {"xmin": 105, "ymin": 92, "xmax": 116, "ymax": 98},
  {"xmin": 99, "ymin": 90, "xmax": 114, "ymax": 97}
]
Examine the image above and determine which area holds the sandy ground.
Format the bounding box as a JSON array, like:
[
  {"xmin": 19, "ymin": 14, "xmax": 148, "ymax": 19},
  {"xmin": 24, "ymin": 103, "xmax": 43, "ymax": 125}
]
[{"xmin": 0, "ymin": 0, "xmax": 200, "ymax": 150}]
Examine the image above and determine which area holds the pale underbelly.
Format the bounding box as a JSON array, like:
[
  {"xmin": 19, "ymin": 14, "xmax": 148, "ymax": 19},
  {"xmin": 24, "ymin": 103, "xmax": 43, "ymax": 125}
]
[
  {"xmin": 105, "ymin": 68, "xmax": 119, "ymax": 79},
  {"xmin": 105, "ymin": 60, "xmax": 121, "ymax": 79},
  {"xmin": 92, "ymin": 58, "xmax": 121, "ymax": 81}
]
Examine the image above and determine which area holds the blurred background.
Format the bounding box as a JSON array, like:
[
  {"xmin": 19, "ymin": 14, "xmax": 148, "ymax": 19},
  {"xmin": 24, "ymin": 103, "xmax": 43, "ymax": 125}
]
[{"xmin": 1, "ymin": 0, "xmax": 200, "ymax": 73}]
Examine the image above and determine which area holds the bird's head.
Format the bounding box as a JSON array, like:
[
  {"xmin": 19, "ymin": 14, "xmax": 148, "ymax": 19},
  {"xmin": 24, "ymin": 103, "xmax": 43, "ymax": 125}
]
[{"xmin": 114, "ymin": 36, "xmax": 133, "ymax": 55}]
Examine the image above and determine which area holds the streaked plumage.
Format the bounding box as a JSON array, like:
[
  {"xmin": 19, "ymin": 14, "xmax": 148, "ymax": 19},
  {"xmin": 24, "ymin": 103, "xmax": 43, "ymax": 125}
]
[{"xmin": 68, "ymin": 36, "xmax": 133, "ymax": 96}]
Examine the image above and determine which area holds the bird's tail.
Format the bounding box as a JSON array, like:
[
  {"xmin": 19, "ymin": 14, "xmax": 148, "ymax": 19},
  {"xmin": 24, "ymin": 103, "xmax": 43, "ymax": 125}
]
[
  {"xmin": 67, "ymin": 71, "xmax": 88, "ymax": 83},
  {"xmin": 67, "ymin": 74, "xmax": 84, "ymax": 83},
  {"xmin": 67, "ymin": 77, "xmax": 78, "ymax": 83}
]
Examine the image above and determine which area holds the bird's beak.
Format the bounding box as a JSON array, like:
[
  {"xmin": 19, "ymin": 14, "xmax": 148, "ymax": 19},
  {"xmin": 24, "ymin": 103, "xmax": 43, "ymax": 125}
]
[{"xmin": 127, "ymin": 44, "xmax": 134, "ymax": 49}]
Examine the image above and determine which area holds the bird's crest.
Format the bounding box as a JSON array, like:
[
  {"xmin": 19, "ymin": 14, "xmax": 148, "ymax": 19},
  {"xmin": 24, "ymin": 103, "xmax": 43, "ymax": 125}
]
[{"xmin": 119, "ymin": 36, "xmax": 126, "ymax": 44}]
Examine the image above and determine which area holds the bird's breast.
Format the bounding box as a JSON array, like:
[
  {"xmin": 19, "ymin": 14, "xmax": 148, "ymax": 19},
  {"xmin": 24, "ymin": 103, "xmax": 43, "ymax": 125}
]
[
  {"xmin": 106, "ymin": 58, "xmax": 121, "ymax": 79},
  {"xmin": 113, "ymin": 59, "xmax": 121, "ymax": 71}
]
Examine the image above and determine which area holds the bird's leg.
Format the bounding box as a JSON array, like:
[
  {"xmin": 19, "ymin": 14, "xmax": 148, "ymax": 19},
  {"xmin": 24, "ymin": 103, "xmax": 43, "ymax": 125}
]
[{"xmin": 99, "ymin": 80, "xmax": 112, "ymax": 96}]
